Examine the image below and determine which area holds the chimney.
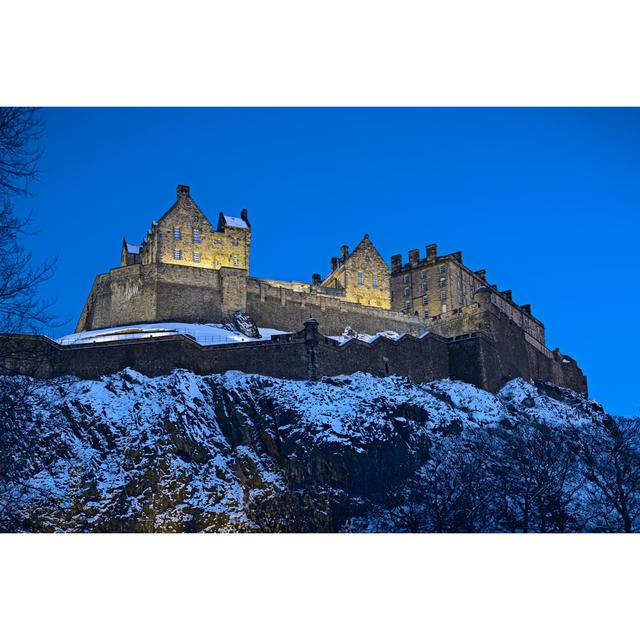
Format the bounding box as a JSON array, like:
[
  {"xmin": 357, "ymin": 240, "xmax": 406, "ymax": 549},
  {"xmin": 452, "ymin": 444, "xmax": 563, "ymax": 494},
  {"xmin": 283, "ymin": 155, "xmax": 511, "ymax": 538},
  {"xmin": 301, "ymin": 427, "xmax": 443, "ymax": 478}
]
[
  {"xmin": 451, "ymin": 251, "xmax": 463, "ymax": 263},
  {"xmin": 177, "ymin": 184, "xmax": 190, "ymax": 199},
  {"xmin": 475, "ymin": 269, "xmax": 487, "ymax": 281},
  {"xmin": 501, "ymin": 289, "xmax": 513, "ymax": 301},
  {"xmin": 341, "ymin": 245, "xmax": 349, "ymax": 259},
  {"xmin": 240, "ymin": 208, "xmax": 248, "ymax": 222},
  {"xmin": 331, "ymin": 257, "xmax": 338, "ymax": 271},
  {"xmin": 408, "ymin": 249, "xmax": 420, "ymax": 267},
  {"xmin": 391, "ymin": 254, "xmax": 402, "ymax": 273},
  {"xmin": 312, "ymin": 273, "xmax": 322, "ymax": 286},
  {"xmin": 521, "ymin": 303, "xmax": 531, "ymax": 315},
  {"xmin": 426, "ymin": 243, "xmax": 437, "ymax": 262}
]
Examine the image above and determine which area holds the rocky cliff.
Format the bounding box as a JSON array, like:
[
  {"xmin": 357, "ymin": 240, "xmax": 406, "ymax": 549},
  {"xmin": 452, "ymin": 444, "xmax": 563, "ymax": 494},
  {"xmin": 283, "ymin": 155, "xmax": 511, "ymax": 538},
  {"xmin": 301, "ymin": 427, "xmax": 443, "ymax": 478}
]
[{"xmin": 1, "ymin": 370, "xmax": 637, "ymax": 532}]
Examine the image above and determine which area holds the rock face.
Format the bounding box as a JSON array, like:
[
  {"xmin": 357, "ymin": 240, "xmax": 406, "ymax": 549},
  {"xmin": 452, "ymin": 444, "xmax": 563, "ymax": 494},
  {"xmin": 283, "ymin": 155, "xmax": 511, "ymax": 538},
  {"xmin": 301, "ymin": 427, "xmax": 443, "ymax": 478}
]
[
  {"xmin": 0, "ymin": 370, "xmax": 637, "ymax": 533},
  {"xmin": 227, "ymin": 310, "xmax": 261, "ymax": 338}
]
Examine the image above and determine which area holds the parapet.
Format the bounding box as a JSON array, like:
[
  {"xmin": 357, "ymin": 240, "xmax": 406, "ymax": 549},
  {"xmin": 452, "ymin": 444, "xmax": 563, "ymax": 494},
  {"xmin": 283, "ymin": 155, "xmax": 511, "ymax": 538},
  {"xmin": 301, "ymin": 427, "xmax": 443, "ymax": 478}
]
[
  {"xmin": 0, "ymin": 314, "xmax": 587, "ymax": 396},
  {"xmin": 390, "ymin": 244, "xmax": 466, "ymax": 271}
]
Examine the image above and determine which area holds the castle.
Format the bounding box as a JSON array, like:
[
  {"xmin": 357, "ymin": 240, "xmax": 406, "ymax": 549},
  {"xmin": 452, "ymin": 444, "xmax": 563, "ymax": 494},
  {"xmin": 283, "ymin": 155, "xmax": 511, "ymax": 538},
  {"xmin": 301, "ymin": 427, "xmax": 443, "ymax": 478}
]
[
  {"xmin": 78, "ymin": 185, "xmax": 544, "ymax": 346},
  {"xmin": 2, "ymin": 185, "xmax": 586, "ymax": 394}
]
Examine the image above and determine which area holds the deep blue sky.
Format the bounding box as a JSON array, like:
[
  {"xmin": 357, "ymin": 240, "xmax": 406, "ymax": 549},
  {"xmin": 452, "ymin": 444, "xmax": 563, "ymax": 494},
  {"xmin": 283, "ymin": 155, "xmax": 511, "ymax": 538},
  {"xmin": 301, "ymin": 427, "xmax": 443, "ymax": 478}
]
[{"xmin": 21, "ymin": 108, "xmax": 640, "ymax": 415}]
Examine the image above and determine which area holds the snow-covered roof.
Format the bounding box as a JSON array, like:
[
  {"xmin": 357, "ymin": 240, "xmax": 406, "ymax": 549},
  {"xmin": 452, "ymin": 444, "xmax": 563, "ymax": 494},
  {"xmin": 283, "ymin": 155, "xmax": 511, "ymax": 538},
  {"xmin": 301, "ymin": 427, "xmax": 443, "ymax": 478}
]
[
  {"xmin": 126, "ymin": 243, "xmax": 141, "ymax": 254},
  {"xmin": 57, "ymin": 322, "xmax": 286, "ymax": 346},
  {"xmin": 223, "ymin": 215, "xmax": 248, "ymax": 229}
]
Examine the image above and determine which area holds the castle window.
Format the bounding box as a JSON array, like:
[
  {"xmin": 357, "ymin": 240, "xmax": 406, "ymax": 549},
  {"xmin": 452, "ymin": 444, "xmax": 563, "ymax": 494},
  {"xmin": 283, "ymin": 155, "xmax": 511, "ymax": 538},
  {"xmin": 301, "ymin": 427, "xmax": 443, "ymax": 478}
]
[
  {"xmin": 442, "ymin": 303, "xmax": 447, "ymax": 313},
  {"xmin": 174, "ymin": 249, "xmax": 182, "ymax": 260},
  {"xmin": 420, "ymin": 270, "xmax": 427, "ymax": 279},
  {"xmin": 403, "ymin": 274, "xmax": 410, "ymax": 284},
  {"xmin": 441, "ymin": 290, "xmax": 447, "ymax": 300},
  {"xmin": 423, "ymin": 309, "xmax": 429, "ymax": 318},
  {"xmin": 439, "ymin": 265, "xmax": 446, "ymax": 275},
  {"xmin": 422, "ymin": 296, "xmax": 428, "ymax": 305},
  {"xmin": 422, "ymin": 283, "xmax": 428, "ymax": 293},
  {"xmin": 232, "ymin": 237, "xmax": 239, "ymax": 246},
  {"xmin": 174, "ymin": 227, "xmax": 181, "ymax": 240},
  {"xmin": 404, "ymin": 287, "xmax": 410, "ymax": 297},
  {"xmin": 439, "ymin": 277, "xmax": 446, "ymax": 287},
  {"xmin": 193, "ymin": 229, "xmax": 201, "ymax": 243},
  {"xmin": 357, "ymin": 272, "xmax": 363, "ymax": 285},
  {"xmin": 193, "ymin": 252, "xmax": 200, "ymax": 263},
  {"xmin": 404, "ymin": 301, "xmax": 411, "ymax": 310},
  {"xmin": 372, "ymin": 273, "xmax": 378, "ymax": 288},
  {"xmin": 232, "ymin": 256, "xmax": 238, "ymax": 267}
]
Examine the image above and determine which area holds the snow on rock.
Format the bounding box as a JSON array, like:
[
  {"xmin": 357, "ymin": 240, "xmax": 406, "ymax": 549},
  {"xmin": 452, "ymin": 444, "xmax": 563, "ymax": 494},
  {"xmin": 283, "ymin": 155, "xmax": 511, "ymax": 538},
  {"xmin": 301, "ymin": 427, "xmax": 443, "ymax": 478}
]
[{"xmin": 0, "ymin": 369, "xmax": 634, "ymax": 533}]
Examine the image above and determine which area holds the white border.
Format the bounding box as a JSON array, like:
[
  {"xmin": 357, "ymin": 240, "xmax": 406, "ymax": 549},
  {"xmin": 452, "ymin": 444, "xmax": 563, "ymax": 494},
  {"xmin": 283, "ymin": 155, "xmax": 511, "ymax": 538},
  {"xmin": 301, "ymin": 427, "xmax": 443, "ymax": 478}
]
[
  {"xmin": 2, "ymin": 534, "xmax": 639, "ymax": 639},
  {"xmin": 1, "ymin": 1, "xmax": 640, "ymax": 106},
  {"xmin": 2, "ymin": 1, "xmax": 639, "ymax": 636}
]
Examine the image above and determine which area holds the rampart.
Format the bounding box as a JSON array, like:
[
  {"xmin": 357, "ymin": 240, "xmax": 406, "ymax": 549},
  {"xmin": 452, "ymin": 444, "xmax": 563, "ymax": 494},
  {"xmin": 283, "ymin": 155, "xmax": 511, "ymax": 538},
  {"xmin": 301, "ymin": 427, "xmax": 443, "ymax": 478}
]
[
  {"xmin": 0, "ymin": 324, "xmax": 448, "ymax": 383},
  {"xmin": 0, "ymin": 317, "xmax": 586, "ymax": 396}
]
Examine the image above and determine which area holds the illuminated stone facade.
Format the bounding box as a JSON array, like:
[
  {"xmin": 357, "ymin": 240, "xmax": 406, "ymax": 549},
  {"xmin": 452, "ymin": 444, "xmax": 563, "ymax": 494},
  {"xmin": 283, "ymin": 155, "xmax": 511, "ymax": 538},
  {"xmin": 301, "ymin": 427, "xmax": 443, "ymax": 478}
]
[
  {"xmin": 318, "ymin": 235, "xmax": 391, "ymax": 309},
  {"xmin": 121, "ymin": 185, "xmax": 251, "ymax": 272}
]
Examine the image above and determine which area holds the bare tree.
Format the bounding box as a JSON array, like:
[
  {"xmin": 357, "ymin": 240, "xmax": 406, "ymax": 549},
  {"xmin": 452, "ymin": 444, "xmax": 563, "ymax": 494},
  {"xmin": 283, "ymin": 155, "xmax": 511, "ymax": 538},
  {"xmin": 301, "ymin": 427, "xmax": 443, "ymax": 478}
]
[
  {"xmin": 395, "ymin": 436, "xmax": 494, "ymax": 533},
  {"xmin": 581, "ymin": 419, "xmax": 640, "ymax": 532},
  {"xmin": 0, "ymin": 108, "xmax": 55, "ymax": 338},
  {"xmin": 0, "ymin": 202, "xmax": 56, "ymax": 334},
  {"xmin": 486, "ymin": 421, "xmax": 585, "ymax": 533},
  {"xmin": 0, "ymin": 108, "xmax": 57, "ymax": 529},
  {"xmin": 0, "ymin": 106, "xmax": 52, "ymax": 340},
  {"xmin": 0, "ymin": 107, "xmax": 43, "ymax": 197}
]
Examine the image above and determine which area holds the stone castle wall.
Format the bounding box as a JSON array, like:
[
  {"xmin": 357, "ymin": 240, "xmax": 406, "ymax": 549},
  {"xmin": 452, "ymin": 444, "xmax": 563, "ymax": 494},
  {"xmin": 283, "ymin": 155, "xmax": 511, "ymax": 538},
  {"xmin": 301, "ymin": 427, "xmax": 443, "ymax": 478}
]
[
  {"xmin": 77, "ymin": 263, "xmax": 429, "ymax": 336},
  {"xmin": 72, "ymin": 264, "xmax": 587, "ymax": 396},
  {"xmin": 1, "ymin": 315, "xmax": 586, "ymax": 396},
  {"xmin": 445, "ymin": 305, "xmax": 586, "ymax": 394},
  {"xmin": 0, "ymin": 326, "xmax": 449, "ymax": 384},
  {"xmin": 76, "ymin": 263, "xmax": 248, "ymax": 332},
  {"xmin": 246, "ymin": 277, "xmax": 428, "ymax": 336}
]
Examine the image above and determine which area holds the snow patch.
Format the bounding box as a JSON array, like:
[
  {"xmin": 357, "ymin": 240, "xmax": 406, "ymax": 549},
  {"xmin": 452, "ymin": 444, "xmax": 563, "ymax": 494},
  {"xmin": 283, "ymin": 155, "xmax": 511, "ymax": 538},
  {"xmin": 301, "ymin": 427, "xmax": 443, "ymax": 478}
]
[{"xmin": 58, "ymin": 322, "xmax": 288, "ymax": 346}]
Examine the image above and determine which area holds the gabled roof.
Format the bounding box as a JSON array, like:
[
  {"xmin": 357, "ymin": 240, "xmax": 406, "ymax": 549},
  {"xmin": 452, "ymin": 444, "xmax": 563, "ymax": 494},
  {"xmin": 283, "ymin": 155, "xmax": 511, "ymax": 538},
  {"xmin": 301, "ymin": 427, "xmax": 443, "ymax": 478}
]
[
  {"xmin": 157, "ymin": 186, "xmax": 212, "ymax": 227},
  {"xmin": 321, "ymin": 234, "xmax": 387, "ymax": 285},
  {"xmin": 349, "ymin": 233, "xmax": 387, "ymax": 265}
]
